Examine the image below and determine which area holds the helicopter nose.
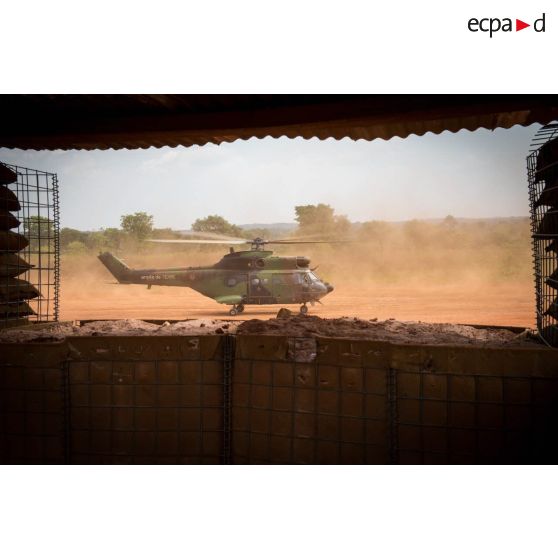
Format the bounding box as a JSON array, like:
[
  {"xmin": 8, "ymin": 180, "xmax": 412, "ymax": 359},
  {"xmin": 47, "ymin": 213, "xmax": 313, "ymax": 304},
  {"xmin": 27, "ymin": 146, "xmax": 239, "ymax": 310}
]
[{"xmin": 326, "ymin": 283, "xmax": 334, "ymax": 293}]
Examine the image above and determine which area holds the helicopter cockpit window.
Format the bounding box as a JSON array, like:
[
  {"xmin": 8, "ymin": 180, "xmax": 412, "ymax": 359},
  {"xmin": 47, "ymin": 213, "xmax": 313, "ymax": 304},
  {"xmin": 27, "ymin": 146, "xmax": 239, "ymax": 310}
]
[
  {"xmin": 272, "ymin": 274, "xmax": 301, "ymax": 285},
  {"xmin": 308, "ymin": 272, "xmax": 320, "ymax": 283}
]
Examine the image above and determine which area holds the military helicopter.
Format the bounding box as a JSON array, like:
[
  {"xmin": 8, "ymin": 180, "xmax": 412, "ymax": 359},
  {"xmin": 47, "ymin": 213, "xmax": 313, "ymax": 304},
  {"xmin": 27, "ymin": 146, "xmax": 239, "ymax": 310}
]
[{"xmin": 98, "ymin": 234, "xmax": 342, "ymax": 315}]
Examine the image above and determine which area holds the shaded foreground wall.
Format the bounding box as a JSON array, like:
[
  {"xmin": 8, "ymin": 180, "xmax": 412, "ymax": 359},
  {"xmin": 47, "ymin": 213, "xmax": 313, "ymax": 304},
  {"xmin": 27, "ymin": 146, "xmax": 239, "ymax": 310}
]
[{"xmin": 1, "ymin": 334, "xmax": 557, "ymax": 464}]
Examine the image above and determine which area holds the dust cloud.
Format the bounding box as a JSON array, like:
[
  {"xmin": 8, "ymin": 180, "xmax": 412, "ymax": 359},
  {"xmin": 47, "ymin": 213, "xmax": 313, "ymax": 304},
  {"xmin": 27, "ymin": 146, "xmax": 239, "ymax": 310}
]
[{"xmin": 59, "ymin": 219, "xmax": 536, "ymax": 328}]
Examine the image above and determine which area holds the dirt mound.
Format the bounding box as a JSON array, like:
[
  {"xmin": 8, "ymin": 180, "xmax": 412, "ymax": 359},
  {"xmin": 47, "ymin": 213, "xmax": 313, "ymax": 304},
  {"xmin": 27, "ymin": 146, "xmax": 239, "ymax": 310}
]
[
  {"xmin": 0, "ymin": 319, "xmax": 238, "ymax": 342},
  {"xmin": 237, "ymin": 314, "xmax": 536, "ymax": 346},
  {"xmin": 0, "ymin": 315, "xmax": 537, "ymax": 347},
  {"xmin": 76, "ymin": 318, "xmax": 238, "ymax": 336}
]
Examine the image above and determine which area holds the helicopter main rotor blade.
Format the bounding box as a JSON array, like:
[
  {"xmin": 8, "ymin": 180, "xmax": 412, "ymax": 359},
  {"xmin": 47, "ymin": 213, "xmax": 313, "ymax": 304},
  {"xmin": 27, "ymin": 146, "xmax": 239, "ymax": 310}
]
[
  {"xmin": 277, "ymin": 232, "xmax": 350, "ymax": 240},
  {"xmin": 265, "ymin": 239, "xmax": 356, "ymax": 245},
  {"xmin": 175, "ymin": 231, "xmax": 248, "ymax": 242},
  {"xmin": 147, "ymin": 239, "xmax": 249, "ymax": 245},
  {"xmin": 146, "ymin": 233, "xmax": 357, "ymax": 247}
]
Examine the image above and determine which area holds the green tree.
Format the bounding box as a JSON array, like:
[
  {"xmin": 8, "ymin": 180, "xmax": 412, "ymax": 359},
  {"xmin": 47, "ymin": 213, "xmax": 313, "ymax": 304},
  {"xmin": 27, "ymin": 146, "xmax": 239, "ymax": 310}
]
[
  {"xmin": 191, "ymin": 215, "xmax": 243, "ymax": 237},
  {"xmin": 23, "ymin": 216, "xmax": 55, "ymax": 250},
  {"xmin": 101, "ymin": 227, "xmax": 125, "ymax": 250},
  {"xmin": 120, "ymin": 212, "xmax": 154, "ymax": 241},
  {"xmin": 294, "ymin": 204, "xmax": 352, "ymax": 236},
  {"xmin": 83, "ymin": 231, "xmax": 107, "ymax": 250},
  {"xmin": 295, "ymin": 204, "xmax": 335, "ymax": 232},
  {"xmin": 60, "ymin": 227, "xmax": 89, "ymax": 249},
  {"xmin": 334, "ymin": 215, "xmax": 351, "ymax": 235}
]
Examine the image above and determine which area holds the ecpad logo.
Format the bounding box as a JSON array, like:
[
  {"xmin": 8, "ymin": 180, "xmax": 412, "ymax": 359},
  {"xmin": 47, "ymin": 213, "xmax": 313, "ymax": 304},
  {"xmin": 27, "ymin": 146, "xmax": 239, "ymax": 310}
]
[{"xmin": 468, "ymin": 13, "xmax": 546, "ymax": 37}]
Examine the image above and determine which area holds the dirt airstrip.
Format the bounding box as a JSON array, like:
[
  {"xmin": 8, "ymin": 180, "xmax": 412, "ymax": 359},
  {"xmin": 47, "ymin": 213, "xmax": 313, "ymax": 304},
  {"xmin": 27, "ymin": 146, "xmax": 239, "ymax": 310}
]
[
  {"xmin": 59, "ymin": 279, "xmax": 535, "ymax": 328},
  {"xmin": 2, "ymin": 269, "xmax": 537, "ymax": 345}
]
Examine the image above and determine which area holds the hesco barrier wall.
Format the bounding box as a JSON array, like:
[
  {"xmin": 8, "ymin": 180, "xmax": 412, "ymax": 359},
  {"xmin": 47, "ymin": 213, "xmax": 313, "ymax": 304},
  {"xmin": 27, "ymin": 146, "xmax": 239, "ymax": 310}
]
[{"xmin": 1, "ymin": 334, "xmax": 558, "ymax": 464}]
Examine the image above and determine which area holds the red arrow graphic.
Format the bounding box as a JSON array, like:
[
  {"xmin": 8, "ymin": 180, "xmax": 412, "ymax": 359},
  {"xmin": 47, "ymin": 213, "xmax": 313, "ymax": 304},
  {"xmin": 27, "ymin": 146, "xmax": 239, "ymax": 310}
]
[{"xmin": 516, "ymin": 19, "xmax": 530, "ymax": 31}]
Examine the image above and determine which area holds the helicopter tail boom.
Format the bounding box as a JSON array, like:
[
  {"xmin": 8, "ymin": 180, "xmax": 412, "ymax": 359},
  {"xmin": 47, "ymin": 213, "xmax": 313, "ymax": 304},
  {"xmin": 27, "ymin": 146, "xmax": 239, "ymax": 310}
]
[{"xmin": 98, "ymin": 252, "xmax": 133, "ymax": 283}]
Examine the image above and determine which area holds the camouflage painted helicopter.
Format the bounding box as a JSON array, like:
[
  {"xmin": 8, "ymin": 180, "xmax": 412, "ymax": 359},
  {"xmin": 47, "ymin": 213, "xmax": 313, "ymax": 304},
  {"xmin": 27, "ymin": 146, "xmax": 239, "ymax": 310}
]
[{"xmin": 98, "ymin": 234, "xmax": 340, "ymax": 315}]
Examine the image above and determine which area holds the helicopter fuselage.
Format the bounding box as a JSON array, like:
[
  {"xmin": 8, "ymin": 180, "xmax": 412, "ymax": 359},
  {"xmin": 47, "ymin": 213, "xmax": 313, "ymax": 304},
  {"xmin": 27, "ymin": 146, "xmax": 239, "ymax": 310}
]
[{"xmin": 98, "ymin": 250, "xmax": 334, "ymax": 313}]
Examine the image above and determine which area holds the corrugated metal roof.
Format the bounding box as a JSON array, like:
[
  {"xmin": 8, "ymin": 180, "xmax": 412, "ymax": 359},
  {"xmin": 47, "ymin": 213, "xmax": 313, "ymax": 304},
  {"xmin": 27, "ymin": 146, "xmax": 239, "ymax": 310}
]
[{"xmin": 0, "ymin": 94, "xmax": 556, "ymax": 150}]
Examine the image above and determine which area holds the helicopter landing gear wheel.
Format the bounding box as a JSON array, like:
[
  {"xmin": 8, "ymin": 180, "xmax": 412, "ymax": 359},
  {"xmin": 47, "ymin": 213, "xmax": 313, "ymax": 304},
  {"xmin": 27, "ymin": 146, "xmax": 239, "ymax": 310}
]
[
  {"xmin": 229, "ymin": 304, "xmax": 244, "ymax": 316},
  {"xmin": 300, "ymin": 304, "xmax": 309, "ymax": 315}
]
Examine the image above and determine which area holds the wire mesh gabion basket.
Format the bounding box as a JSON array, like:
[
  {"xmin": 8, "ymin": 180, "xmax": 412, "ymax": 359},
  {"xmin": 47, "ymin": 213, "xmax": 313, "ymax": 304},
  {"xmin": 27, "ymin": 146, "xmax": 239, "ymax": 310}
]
[
  {"xmin": 0, "ymin": 162, "xmax": 60, "ymax": 327},
  {"xmin": 527, "ymin": 124, "xmax": 558, "ymax": 347}
]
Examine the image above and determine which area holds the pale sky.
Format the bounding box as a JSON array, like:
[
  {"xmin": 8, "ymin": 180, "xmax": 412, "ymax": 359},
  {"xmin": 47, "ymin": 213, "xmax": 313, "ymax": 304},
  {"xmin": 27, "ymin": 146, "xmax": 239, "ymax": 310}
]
[{"xmin": 0, "ymin": 124, "xmax": 538, "ymax": 230}]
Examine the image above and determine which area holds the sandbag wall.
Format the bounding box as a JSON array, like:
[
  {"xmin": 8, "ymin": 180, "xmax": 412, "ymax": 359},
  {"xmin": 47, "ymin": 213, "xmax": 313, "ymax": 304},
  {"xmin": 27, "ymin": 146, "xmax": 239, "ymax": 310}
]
[
  {"xmin": 0, "ymin": 162, "xmax": 60, "ymax": 327},
  {"xmin": 528, "ymin": 135, "xmax": 558, "ymax": 346},
  {"xmin": 0, "ymin": 163, "xmax": 37, "ymax": 326},
  {"xmin": 233, "ymin": 335, "xmax": 558, "ymax": 464},
  {"xmin": 0, "ymin": 336, "xmax": 225, "ymax": 464},
  {"xmin": 1, "ymin": 334, "xmax": 557, "ymax": 465}
]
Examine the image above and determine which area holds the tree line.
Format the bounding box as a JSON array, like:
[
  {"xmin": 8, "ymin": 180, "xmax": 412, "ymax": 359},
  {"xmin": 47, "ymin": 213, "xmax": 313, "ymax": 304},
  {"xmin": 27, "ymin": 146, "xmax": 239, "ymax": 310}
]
[{"xmin": 59, "ymin": 205, "xmax": 530, "ymax": 258}]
